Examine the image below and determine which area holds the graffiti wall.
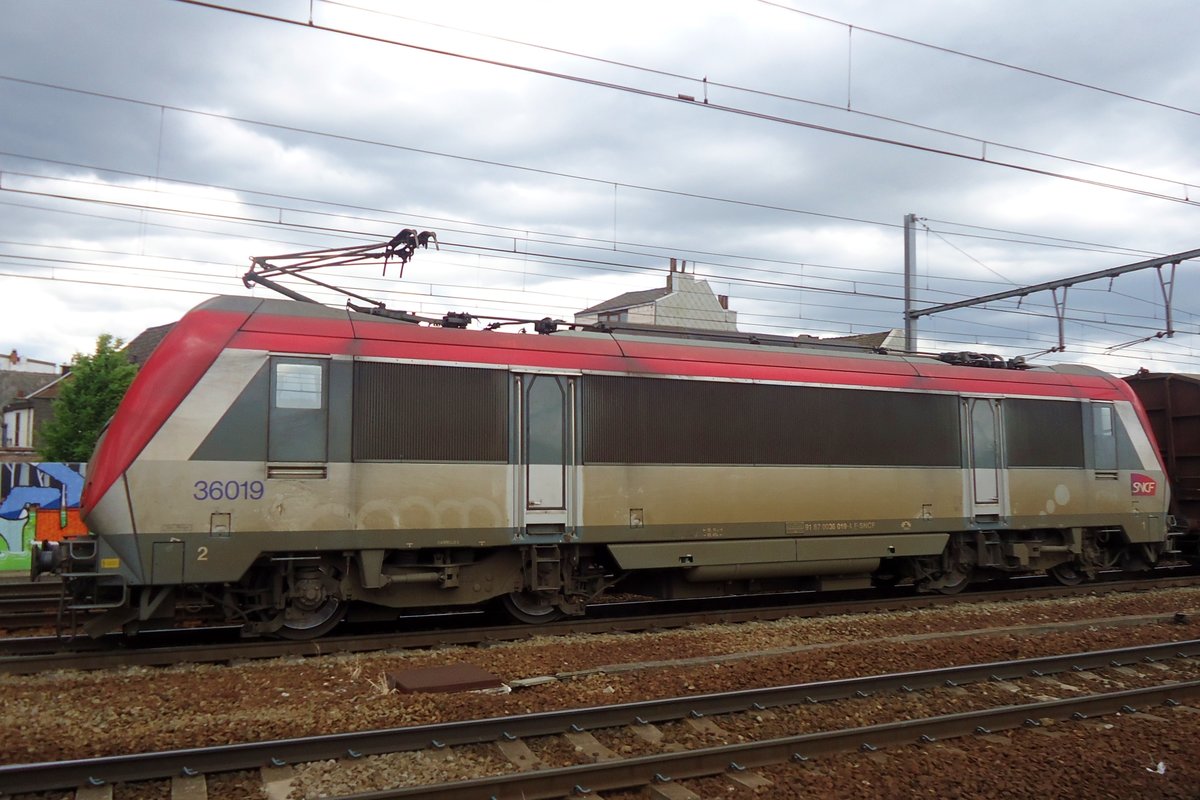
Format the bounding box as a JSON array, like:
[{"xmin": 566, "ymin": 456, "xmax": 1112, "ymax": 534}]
[{"xmin": 0, "ymin": 462, "xmax": 87, "ymax": 573}]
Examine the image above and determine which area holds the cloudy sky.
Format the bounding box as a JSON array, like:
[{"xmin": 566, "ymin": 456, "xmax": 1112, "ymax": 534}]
[{"xmin": 3, "ymin": 0, "xmax": 1200, "ymax": 374}]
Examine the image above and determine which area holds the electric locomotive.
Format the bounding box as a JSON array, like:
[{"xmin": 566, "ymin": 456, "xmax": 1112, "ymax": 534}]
[{"xmin": 33, "ymin": 295, "xmax": 1173, "ymax": 638}]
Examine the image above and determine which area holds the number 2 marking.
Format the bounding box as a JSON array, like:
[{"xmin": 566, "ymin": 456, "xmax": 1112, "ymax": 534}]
[{"xmin": 197, "ymin": 546, "xmax": 209, "ymax": 562}]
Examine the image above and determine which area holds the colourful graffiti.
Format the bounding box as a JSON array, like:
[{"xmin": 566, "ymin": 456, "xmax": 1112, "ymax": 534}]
[{"xmin": 0, "ymin": 462, "xmax": 86, "ymax": 572}]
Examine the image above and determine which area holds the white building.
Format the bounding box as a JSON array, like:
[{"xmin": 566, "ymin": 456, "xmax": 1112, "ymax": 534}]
[
  {"xmin": 574, "ymin": 259, "xmax": 738, "ymax": 332},
  {"xmin": 1, "ymin": 350, "xmax": 59, "ymax": 374},
  {"xmin": 1, "ymin": 375, "xmax": 65, "ymax": 452}
]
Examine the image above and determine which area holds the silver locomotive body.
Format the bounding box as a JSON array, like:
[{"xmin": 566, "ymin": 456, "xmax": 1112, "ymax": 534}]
[{"xmin": 38, "ymin": 296, "xmax": 1172, "ymax": 637}]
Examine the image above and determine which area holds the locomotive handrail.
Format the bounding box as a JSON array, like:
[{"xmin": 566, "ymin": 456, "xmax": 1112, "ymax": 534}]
[{"xmin": 58, "ymin": 571, "xmax": 129, "ymax": 611}]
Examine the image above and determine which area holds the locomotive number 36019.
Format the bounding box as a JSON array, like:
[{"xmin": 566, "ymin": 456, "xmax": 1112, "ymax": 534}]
[{"xmin": 193, "ymin": 480, "xmax": 265, "ymax": 501}]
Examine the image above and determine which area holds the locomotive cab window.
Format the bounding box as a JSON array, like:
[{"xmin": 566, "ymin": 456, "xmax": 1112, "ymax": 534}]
[
  {"xmin": 1093, "ymin": 403, "xmax": 1117, "ymax": 472},
  {"xmin": 275, "ymin": 363, "xmax": 323, "ymax": 409},
  {"xmin": 1088, "ymin": 402, "xmax": 1142, "ymax": 474}
]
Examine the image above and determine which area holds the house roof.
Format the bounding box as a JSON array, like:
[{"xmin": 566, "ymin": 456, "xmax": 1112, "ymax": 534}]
[
  {"xmin": 123, "ymin": 323, "xmax": 175, "ymax": 365},
  {"xmin": 576, "ymin": 287, "xmax": 671, "ymax": 315},
  {"xmin": 1, "ymin": 323, "xmax": 177, "ymax": 416},
  {"xmin": 823, "ymin": 330, "xmax": 901, "ymax": 350},
  {"xmin": 0, "ymin": 371, "xmax": 61, "ymax": 412},
  {"xmin": 26, "ymin": 372, "xmax": 69, "ymax": 400}
]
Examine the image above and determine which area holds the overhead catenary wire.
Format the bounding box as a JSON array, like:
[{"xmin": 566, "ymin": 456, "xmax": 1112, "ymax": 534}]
[
  {"xmin": 6, "ymin": 156, "xmax": 1195, "ymax": 322},
  {"xmin": 10, "ymin": 260, "xmax": 1197, "ymax": 371},
  {"xmin": 757, "ymin": 0, "xmax": 1200, "ymax": 121},
  {"xmin": 317, "ymin": 0, "xmax": 1200, "ymax": 199},
  {"xmin": 4, "ymin": 59, "xmax": 1195, "ymax": 367},
  {"xmin": 7, "ymin": 255, "xmax": 1197, "ymax": 368},
  {"xmin": 0, "ymin": 153, "xmax": 1179, "ymax": 271},
  {"xmin": 0, "ymin": 77, "xmax": 901, "ymax": 233},
  {"xmin": 8, "ymin": 239, "xmax": 1198, "ymax": 369},
  {"xmin": 5, "ymin": 223, "xmax": 1193, "ymax": 346},
  {"xmin": 160, "ymin": 0, "xmax": 1200, "ymax": 209},
  {"xmin": 6, "ymin": 179, "xmax": 1191, "ymax": 336},
  {"xmin": 4, "ymin": 172, "xmax": 1195, "ymax": 347}
]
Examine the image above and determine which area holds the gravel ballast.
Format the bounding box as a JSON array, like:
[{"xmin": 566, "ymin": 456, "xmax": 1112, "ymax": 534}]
[{"xmin": 3, "ymin": 587, "xmax": 1200, "ymax": 799}]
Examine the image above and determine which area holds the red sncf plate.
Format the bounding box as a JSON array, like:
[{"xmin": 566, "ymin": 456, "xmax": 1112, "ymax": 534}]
[{"xmin": 1131, "ymin": 473, "xmax": 1158, "ymax": 496}]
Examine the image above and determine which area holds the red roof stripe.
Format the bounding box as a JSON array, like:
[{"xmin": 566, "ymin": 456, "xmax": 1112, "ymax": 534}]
[{"xmin": 229, "ymin": 318, "xmax": 1127, "ymax": 399}]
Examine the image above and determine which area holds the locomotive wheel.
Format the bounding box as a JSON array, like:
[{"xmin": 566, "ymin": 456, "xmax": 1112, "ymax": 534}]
[
  {"xmin": 499, "ymin": 591, "xmax": 564, "ymax": 624},
  {"xmin": 251, "ymin": 560, "xmax": 349, "ymax": 639},
  {"xmin": 1049, "ymin": 562, "xmax": 1086, "ymax": 586},
  {"xmin": 274, "ymin": 596, "xmax": 348, "ymax": 640},
  {"xmin": 935, "ymin": 567, "xmax": 973, "ymax": 595}
]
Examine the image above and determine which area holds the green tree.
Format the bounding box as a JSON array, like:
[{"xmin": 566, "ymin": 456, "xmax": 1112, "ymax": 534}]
[{"xmin": 39, "ymin": 334, "xmax": 137, "ymax": 462}]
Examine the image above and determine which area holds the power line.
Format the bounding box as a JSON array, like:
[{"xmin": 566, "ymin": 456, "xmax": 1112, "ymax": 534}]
[
  {"xmin": 920, "ymin": 217, "xmax": 1161, "ymax": 258},
  {"xmin": 6, "ymin": 253, "xmax": 1197, "ymax": 368},
  {"xmin": 6, "ymin": 150, "xmax": 1193, "ymax": 319},
  {"xmin": 8, "ymin": 259, "xmax": 1196, "ymax": 368},
  {"xmin": 314, "ymin": 0, "xmax": 1200, "ymax": 197},
  {"xmin": 4, "ymin": 152, "xmax": 1194, "ymax": 363},
  {"xmin": 0, "ymin": 75, "xmax": 901, "ymax": 232},
  {"xmin": 757, "ymin": 0, "xmax": 1200, "ymax": 121},
  {"xmin": 7, "ymin": 175, "xmax": 1193, "ymax": 337},
  {"xmin": 4, "ymin": 224, "xmax": 1192, "ymax": 346},
  {"xmin": 160, "ymin": 1, "xmax": 1200, "ymax": 208}
]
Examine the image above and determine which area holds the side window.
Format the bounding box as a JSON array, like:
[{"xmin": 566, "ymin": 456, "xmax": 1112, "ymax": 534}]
[
  {"xmin": 526, "ymin": 375, "xmax": 566, "ymax": 465},
  {"xmin": 269, "ymin": 358, "xmax": 328, "ymax": 462},
  {"xmin": 1093, "ymin": 403, "xmax": 1117, "ymax": 472},
  {"xmin": 275, "ymin": 363, "xmax": 323, "ymax": 409}
]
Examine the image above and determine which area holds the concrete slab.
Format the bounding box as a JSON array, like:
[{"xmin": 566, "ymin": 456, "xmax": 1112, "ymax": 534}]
[
  {"xmin": 728, "ymin": 768, "xmax": 773, "ymax": 789},
  {"xmin": 496, "ymin": 738, "xmax": 542, "ymax": 769},
  {"xmin": 1111, "ymin": 666, "xmax": 1144, "ymax": 678},
  {"xmin": 647, "ymin": 782, "xmax": 702, "ymax": 800},
  {"xmin": 260, "ymin": 765, "xmax": 295, "ymax": 800},
  {"xmin": 564, "ymin": 731, "xmax": 621, "ymax": 762},
  {"xmin": 386, "ymin": 663, "xmax": 503, "ymax": 693},
  {"xmin": 74, "ymin": 785, "xmax": 113, "ymax": 800},
  {"xmin": 632, "ymin": 723, "xmax": 665, "ymax": 744},
  {"xmin": 170, "ymin": 774, "xmax": 208, "ymax": 800},
  {"xmin": 684, "ymin": 716, "xmax": 728, "ymax": 738},
  {"xmin": 509, "ymin": 675, "xmax": 557, "ymax": 689}
]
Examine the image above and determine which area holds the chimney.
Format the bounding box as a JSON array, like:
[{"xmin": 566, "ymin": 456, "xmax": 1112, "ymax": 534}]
[{"xmin": 718, "ymin": 295, "xmax": 729, "ymax": 310}]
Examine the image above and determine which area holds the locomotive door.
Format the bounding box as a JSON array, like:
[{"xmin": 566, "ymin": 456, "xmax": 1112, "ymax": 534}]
[
  {"xmin": 963, "ymin": 396, "xmax": 1008, "ymax": 522},
  {"xmin": 516, "ymin": 372, "xmax": 576, "ymax": 537},
  {"xmin": 268, "ymin": 357, "xmax": 329, "ymax": 468}
]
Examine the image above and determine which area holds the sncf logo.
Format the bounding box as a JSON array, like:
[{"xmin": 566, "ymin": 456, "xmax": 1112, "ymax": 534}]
[{"xmin": 1131, "ymin": 474, "xmax": 1158, "ymax": 496}]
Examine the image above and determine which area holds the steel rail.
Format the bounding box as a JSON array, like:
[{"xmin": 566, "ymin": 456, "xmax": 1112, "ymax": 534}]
[
  {"xmin": 347, "ymin": 682, "xmax": 1200, "ymax": 799},
  {"xmin": 0, "ymin": 581, "xmax": 70, "ymax": 631},
  {"xmin": 0, "ymin": 581, "xmax": 61, "ymax": 600},
  {"xmin": 0, "ymin": 611, "xmax": 62, "ymax": 630},
  {"xmin": 1, "ymin": 573, "xmax": 1196, "ymax": 674},
  {"xmin": 2, "ymin": 638, "xmax": 1197, "ymax": 794}
]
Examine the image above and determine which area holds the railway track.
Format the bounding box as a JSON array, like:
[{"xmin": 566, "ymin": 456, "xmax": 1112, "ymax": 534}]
[
  {"xmin": 3, "ymin": 639, "xmax": 1198, "ymax": 797},
  {"xmin": 1, "ymin": 572, "xmax": 1197, "ymax": 675},
  {"xmin": 0, "ymin": 579, "xmax": 66, "ymax": 631}
]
